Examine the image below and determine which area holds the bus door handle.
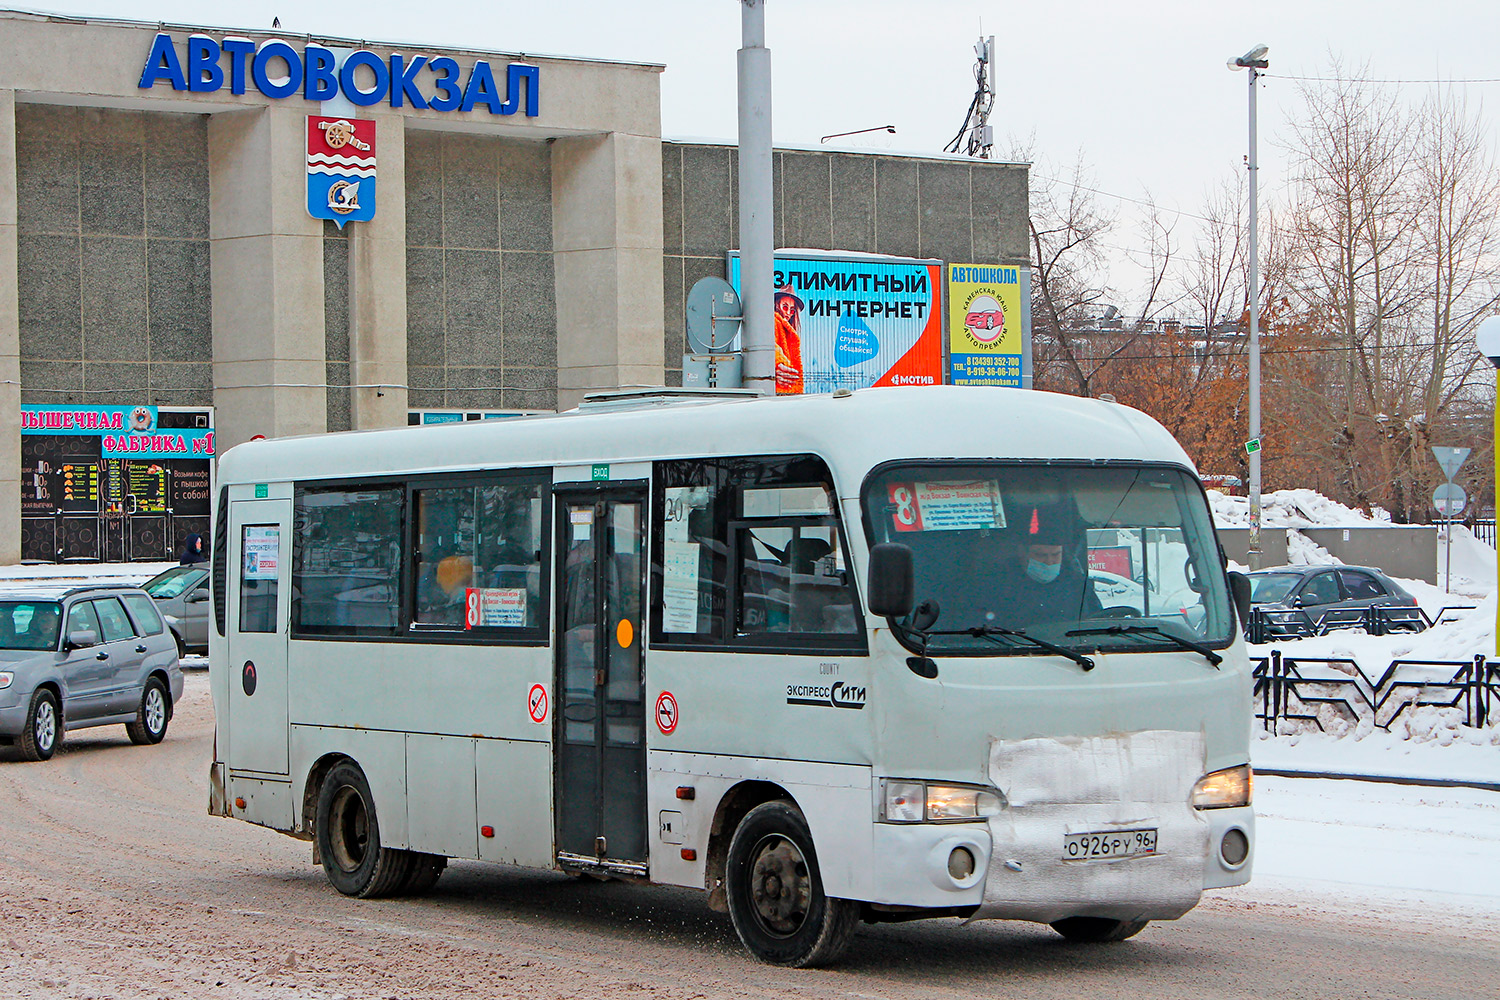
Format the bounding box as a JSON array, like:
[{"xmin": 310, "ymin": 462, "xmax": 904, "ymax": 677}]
[{"xmin": 595, "ymin": 668, "xmax": 606, "ymax": 687}]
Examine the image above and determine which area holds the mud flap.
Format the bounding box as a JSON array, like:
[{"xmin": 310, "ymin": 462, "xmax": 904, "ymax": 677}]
[{"xmin": 207, "ymin": 761, "xmax": 229, "ymax": 817}]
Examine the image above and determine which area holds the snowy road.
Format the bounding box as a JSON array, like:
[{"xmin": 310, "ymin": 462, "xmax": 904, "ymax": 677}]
[{"xmin": 1, "ymin": 672, "xmax": 1496, "ymax": 1000}]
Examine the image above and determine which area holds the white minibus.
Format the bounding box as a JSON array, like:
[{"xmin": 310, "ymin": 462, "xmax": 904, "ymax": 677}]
[{"xmin": 207, "ymin": 385, "xmax": 1254, "ymax": 967}]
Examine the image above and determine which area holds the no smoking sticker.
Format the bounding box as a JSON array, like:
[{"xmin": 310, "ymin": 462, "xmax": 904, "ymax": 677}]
[
  {"xmin": 528, "ymin": 684, "xmax": 549, "ymax": 723},
  {"xmin": 655, "ymin": 691, "xmax": 679, "ymax": 735}
]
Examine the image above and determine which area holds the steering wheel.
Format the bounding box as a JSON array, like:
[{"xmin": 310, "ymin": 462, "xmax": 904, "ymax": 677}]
[{"xmin": 1096, "ymin": 605, "xmax": 1141, "ymax": 619}]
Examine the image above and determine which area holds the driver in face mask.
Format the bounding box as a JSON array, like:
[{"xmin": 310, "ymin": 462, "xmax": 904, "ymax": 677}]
[{"xmin": 999, "ymin": 504, "xmax": 1104, "ymax": 628}]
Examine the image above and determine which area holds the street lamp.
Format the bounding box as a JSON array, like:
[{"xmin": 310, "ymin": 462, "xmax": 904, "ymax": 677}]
[{"xmin": 1229, "ymin": 43, "xmax": 1268, "ymax": 569}]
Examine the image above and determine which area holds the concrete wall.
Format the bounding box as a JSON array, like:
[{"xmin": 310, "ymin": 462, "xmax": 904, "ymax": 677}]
[
  {"xmin": 661, "ymin": 142, "xmax": 1029, "ymax": 384},
  {"xmin": 1301, "ymin": 527, "xmax": 1438, "ymax": 585},
  {"xmin": 14, "ymin": 104, "xmax": 212, "ymax": 406},
  {"xmin": 1215, "ymin": 528, "xmax": 1290, "ymax": 568},
  {"xmin": 1215, "ymin": 526, "xmax": 1439, "ymax": 584},
  {"xmin": 405, "ymin": 130, "xmax": 557, "ymax": 412}
]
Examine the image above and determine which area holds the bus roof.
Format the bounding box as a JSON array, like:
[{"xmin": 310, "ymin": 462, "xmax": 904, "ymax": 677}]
[{"xmin": 217, "ymin": 386, "xmax": 1195, "ymax": 492}]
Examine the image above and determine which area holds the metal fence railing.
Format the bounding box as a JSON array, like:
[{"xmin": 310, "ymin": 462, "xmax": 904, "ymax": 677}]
[
  {"xmin": 1472, "ymin": 518, "xmax": 1496, "ymax": 549},
  {"xmin": 1251, "ymin": 651, "xmax": 1499, "ymax": 732},
  {"xmin": 1246, "ymin": 604, "xmax": 1474, "ymax": 644}
]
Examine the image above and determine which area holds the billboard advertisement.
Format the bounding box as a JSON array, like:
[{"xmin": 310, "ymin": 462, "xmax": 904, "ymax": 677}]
[
  {"xmin": 947, "ymin": 263, "xmax": 1031, "ymax": 387},
  {"xmin": 728, "ymin": 252, "xmax": 943, "ymax": 395}
]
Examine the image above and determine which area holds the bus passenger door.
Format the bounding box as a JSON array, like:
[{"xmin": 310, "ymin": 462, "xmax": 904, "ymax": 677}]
[
  {"xmin": 554, "ymin": 488, "xmax": 647, "ymax": 873},
  {"xmin": 226, "ymin": 499, "xmax": 291, "ymax": 776}
]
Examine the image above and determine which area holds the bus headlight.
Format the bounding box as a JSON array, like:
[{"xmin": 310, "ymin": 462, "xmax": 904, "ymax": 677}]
[
  {"xmin": 881, "ymin": 779, "xmax": 1005, "ymax": 823},
  {"xmin": 1191, "ymin": 764, "xmax": 1253, "ymax": 809}
]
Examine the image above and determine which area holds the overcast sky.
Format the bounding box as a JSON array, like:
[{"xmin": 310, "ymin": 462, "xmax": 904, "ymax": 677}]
[{"xmin": 45, "ymin": 0, "xmax": 1500, "ymax": 308}]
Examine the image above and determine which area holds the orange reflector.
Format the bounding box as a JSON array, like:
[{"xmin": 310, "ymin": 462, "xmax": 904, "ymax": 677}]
[
  {"xmin": 234, "ymin": 797, "xmax": 246, "ymax": 810},
  {"xmin": 680, "ymin": 848, "xmax": 697, "ymax": 861},
  {"xmin": 616, "ymin": 618, "xmax": 634, "ymax": 648},
  {"xmin": 480, "ymin": 825, "xmax": 495, "ymax": 838},
  {"xmin": 675, "ymin": 786, "xmax": 695, "ymax": 800}
]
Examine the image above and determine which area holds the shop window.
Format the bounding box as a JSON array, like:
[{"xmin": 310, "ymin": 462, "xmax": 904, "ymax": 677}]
[
  {"xmin": 412, "ymin": 478, "xmax": 546, "ymax": 633},
  {"xmin": 292, "ymin": 488, "xmax": 402, "ymax": 636}
]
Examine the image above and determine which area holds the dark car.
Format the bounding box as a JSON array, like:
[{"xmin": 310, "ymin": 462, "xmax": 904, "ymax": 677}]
[
  {"xmin": 141, "ymin": 565, "xmax": 210, "ymax": 655},
  {"xmin": 1246, "ymin": 564, "xmax": 1422, "ymax": 637},
  {"xmin": 0, "ymin": 584, "xmax": 183, "ymax": 761}
]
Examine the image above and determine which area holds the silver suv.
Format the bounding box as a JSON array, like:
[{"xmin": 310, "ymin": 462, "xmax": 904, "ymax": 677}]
[{"xmin": 0, "ymin": 584, "xmax": 184, "ymax": 761}]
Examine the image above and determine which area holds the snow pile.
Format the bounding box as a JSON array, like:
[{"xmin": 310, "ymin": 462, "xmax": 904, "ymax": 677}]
[
  {"xmin": 1437, "ymin": 524, "xmax": 1497, "ymax": 598},
  {"xmin": 1208, "ymin": 488, "xmax": 1392, "ymax": 528},
  {"xmin": 1285, "ymin": 529, "xmax": 1340, "ymax": 566}
]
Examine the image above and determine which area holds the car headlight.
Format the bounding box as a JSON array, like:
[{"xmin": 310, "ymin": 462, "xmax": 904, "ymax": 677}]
[
  {"xmin": 0, "ymin": 671, "xmax": 11, "ymax": 689},
  {"xmin": 1191, "ymin": 764, "xmax": 1253, "ymax": 809},
  {"xmin": 881, "ymin": 779, "xmax": 1005, "ymax": 823}
]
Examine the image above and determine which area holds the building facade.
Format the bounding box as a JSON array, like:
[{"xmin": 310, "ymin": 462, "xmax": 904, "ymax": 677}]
[{"xmin": 0, "ymin": 10, "xmax": 1027, "ymax": 562}]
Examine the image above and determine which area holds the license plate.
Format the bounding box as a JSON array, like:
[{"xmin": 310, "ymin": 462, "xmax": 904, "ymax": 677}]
[{"xmin": 1062, "ymin": 828, "xmax": 1158, "ymax": 861}]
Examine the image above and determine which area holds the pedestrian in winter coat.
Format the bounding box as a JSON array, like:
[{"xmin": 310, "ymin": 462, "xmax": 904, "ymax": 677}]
[{"xmin": 179, "ymin": 533, "xmax": 207, "ymax": 565}]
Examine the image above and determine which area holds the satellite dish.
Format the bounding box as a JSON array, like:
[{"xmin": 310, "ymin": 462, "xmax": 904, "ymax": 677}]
[{"xmin": 686, "ymin": 277, "xmax": 743, "ymax": 354}]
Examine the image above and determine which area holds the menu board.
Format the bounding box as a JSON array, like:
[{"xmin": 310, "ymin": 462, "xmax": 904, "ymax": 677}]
[
  {"xmin": 59, "ymin": 458, "xmax": 101, "ymax": 513},
  {"xmin": 127, "ymin": 462, "xmax": 167, "ymax": 513}
]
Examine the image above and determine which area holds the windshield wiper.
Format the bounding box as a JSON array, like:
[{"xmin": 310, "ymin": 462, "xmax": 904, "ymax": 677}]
[
  {"xmin": 1065, "ymin": 623, "xmax": 1222, "ymax": 668},
  {"xmin": 926, "ymin": 624, "xmax": 1095, "ymax": 672}
]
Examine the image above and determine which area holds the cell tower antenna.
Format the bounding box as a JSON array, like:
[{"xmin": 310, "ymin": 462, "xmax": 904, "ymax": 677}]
[{"xmin": 944, "ymin": 34, "xmax": 996, "ymax": 158}]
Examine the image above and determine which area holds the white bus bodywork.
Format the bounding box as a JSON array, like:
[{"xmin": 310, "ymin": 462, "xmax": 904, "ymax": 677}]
[{"xmin": 208, "ymin": 386, "xmax": 1253, "ymax": 966}]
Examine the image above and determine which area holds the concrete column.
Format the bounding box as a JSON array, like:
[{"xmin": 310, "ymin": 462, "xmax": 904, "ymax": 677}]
[
  {"xmin": 0, "ymin": 91, "xmax": 19, "ymax": 563},
  {"xmin": 346, "ymin": 113, "xmax": 408, "ymax": 429},
  {"xmin": 551, "ymin": 131, "xmax": 664, "ymax": 407},
  {"xmin": 208, "ymin": 105, "xmax": 326, "ymax": 452}
]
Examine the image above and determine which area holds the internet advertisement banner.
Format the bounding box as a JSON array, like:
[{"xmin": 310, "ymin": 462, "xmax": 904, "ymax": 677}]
[{"xmin": 729, "ymin": 252, "xmax": 944, "ymax": 394}]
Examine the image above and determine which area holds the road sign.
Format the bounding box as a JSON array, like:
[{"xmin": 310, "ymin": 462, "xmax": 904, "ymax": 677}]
[
  {"xmin": 1245, "ymin": 438, "xmax": 1261, "ymax": 455},
  {"xmin": 1431, "ymin": 446, "xmax": 1470, "ymax": 481},
  {"xmin": 1433, "ymin": 483, "xmax": 1466, "ymax": 517}
]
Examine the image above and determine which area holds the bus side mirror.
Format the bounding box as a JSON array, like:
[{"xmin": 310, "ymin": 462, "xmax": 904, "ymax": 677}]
[
  {"xmin": 1227, "ymin": 571, "xmax": 1252, "ymax": 625},
  {"xmin": 868, "ymin": 543, "xmax": 915, "ymax": 618}
]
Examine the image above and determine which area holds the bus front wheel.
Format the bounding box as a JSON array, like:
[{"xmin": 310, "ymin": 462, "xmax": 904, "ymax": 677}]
[
  {"xmin": 315, "ymin": 763, "xmax": 412, "ymax": 898},
  {"xmin": 725, "ymin": 801, "xmax": 858, "ymax": 967}
]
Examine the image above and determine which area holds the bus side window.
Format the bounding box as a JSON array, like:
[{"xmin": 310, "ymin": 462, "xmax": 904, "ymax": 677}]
[
  {"xmin": 291, "ymin": 488, "xmax": 402, "ymax": 636},
  {"xmin": 412, "ymin": 478, "xmax": 545, "ymax": 631},
  {"xmin": 652, "ymin": 454, "xmax": 865, "ymax": 651}
]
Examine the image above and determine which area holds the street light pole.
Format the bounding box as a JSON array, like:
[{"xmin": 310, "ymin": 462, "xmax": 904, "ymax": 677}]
[
  {"xmin": 738, "ymin": 0, "xmax": 775, "ymax": 395},
  {"xmin": 1230, "ymin": 44, "xmax": 1269, "ymax": 569}
]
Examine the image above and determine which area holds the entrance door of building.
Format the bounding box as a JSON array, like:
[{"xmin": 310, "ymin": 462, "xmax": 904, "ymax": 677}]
[{"xmin": 553, "ymin": 487, "xmax": 648, "ymax": 875}]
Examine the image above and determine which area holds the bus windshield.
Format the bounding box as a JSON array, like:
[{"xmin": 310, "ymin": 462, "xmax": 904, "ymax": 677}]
[{"xmin": 863, "ymin": 463, "xmax": 1233, "ymax": 655}]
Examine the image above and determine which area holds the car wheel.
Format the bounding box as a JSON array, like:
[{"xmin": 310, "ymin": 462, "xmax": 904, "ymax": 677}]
[
  {"xmin": 1050, "ymin": 916, "xmax": 1149, "ymax": 942},
  {"xmin": 315, "ymin": 762, "xmax": 412, "ymax": 898},
  {"xmin": 125, "ymin": 677, "xmax": 170, "ymax": 746},
  {"xmin": 171, "ymin": 630, "xmax": 186, "ymax": 660},
  {"xmin": 19, "ymin": 689, "xmax": 60, "ymax": 762},
  {"xmin": 725, "ymin": 800, "xmax": 858, "ymax": 967}
]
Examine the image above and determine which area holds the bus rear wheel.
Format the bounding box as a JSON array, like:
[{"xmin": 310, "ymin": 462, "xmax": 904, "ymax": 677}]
[
  {"xmin": 725, "ymin": 801, "xmax": 858, "ymax": 967},
  {"xmin": 315, "ymin": 763, "xmax": 411, "ymax": 898},
  {"xmin": 1050, "ymin": 916, "xmax": 1149, "ymax": 943}
]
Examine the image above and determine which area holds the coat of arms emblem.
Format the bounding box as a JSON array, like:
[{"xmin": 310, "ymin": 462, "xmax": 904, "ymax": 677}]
[{"xmin": 307, "ymin": 116, "xmax": 376, "ymax": 228}]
